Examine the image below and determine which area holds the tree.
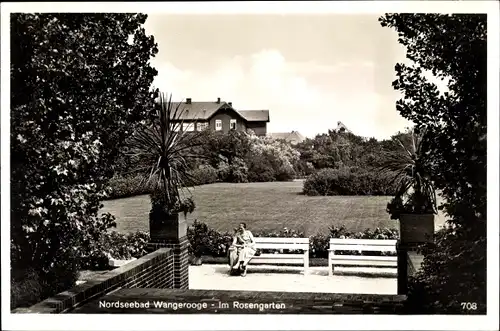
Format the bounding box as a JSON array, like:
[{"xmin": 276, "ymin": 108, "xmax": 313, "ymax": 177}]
[
  {"xmin": 380, "ymin": 14, "xmax": 487, "ymax": 313},
  {"xmin": 10, "ymin": 13, "xmax": 158, "ymax": 304},
  {"xmin": 379, "ymin": 128, "xmax": 437, "ymax": 220},
  {"xmin": 126, "ymin": 93, "xmax": 207, "ymax": 214}
]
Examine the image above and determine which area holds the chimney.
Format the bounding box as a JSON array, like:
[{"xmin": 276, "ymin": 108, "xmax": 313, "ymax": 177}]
[
  {"xmin": 217, "ymin": 97, "xmax": 221, "ymax": 104},
  {"xmin": 186, "ymin": 98, "xmax": 192, "ymax": 104},
  {"xmin": 228, "ymin": 102, "xmax": 232, "ymax": 107}
]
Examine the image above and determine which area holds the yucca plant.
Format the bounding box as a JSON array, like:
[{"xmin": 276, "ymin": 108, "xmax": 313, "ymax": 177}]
[
  {"xmin": 125, "ymin": 92, "xmax": 209, "ymax": 217},
  {"xmin": 378, "ymin": 128, "xmax": 437, "ymax": 220}
]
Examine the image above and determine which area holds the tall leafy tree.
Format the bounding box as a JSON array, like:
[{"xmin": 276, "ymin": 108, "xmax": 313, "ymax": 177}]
[
  {"xmin": 10, "ymin": 13, "xmax": 158, "ymax": 301},
  {"xmin": 380, "ymin": 14, "xmax": 487, "ymax": 313}
]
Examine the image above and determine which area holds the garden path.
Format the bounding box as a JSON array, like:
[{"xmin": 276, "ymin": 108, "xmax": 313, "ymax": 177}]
[{"xmin": 189, "ymin": 264, "xmax": 397, "ymax": 294}]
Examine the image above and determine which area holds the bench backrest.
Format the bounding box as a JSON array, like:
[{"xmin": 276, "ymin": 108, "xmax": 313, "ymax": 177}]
[
  {"xmin": 254, "ymin": 237, "xmax": 309, "ymax": 250},
  {"xmin": 329, "ymin": 238, "xmax": 397, "ymax": 252}
]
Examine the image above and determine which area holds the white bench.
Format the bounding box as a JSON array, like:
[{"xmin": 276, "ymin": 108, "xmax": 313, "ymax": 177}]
[
  {"xmin": 249, "ymin": 237, "xmax": 310, "ymax": 273},
  {"xmin": 328, "ymin": 238, "xmax": 397, "ymax": 276}
]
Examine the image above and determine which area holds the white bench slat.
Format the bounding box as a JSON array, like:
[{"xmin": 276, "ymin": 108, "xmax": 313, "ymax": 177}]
[
  {"xmin": 330, "ymin": 259, "xmax": 397, "ymax": 267},
  {"xmin": 255, "ymin": 243, "xmax": 309, "ymax": 250},
  {"xmin": 250, "ymin": 254, "xmax": 305, "ymax": 265},
  {"xmin": 330, "ymin": 255, "xmax": 397, "ymax": 262},
  {"xmin": 254, "ymin": 237, "xmax": 309, "ymax": 244},
  {"xmin": 250, "ymin": 258, "xmax": 305, "ymax": 265},
  {"xmin": 329, "ymin": 239, "xmax": 397, "ymax": 245},
  {"xmin": 252, "ymin": 253, "xmax": 305, "ymax": 259},
  {"xmin": 329, "ymin": 245, "xmax": 396, "ymax": 252}
]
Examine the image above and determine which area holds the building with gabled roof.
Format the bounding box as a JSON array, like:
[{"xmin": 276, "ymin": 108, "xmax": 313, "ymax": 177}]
[{"xmin": 170, "ymin": 97, "xmax": 270, "ymax": 136}]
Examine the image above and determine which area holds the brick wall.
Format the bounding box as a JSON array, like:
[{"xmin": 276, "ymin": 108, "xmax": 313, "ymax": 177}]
[
  {"xmin": 148, "ymin": 236, "xmax": 189, "ymax": 289},
  {"xmin": 14, "ymin": 248, "xmax": 175, "ymax": 314}
]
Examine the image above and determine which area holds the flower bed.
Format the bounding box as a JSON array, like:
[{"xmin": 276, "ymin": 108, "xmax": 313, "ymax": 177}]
[{"xmin": 187, "ymin": 221, "xmax": 399, "ymax": 259}]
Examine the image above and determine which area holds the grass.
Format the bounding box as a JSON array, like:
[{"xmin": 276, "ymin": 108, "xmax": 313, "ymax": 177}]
[{"xmin": 100, "ymin": 180, "xmax": 447, "ymax": 236}]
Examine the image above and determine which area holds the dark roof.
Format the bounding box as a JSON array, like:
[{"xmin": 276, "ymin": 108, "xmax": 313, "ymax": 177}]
[
  {"xmin": 169, "ymin": 101, "xmax": 226, "ymax": 120},
  {"xmin": 167, "ymin": 101, "xmax": 270, "ymax": 123},
  {"xmin": 267, "ymin": 131, "xmax": 305, "ymax": 144},
  {"xmin": 237, "ymin": 110, "xmax": 270, "ymax": 122}
]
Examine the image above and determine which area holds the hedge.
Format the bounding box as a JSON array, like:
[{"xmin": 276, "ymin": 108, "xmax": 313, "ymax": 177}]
[
  {"xmin": 105, "ymin": 166, "xmax": 219, "ymax": 200},
  {"xmin": 105, "ymin": 175, "xmax": 155, "ymax": 200},
  {"xmin": 76, "ymin": 221, "xmax": 400, "ymax": 272},
  {"xmin": 303, "ymin": 167, "xmax": 398, "ymax": 196},
  {"xmin": 187, "ymin": 221, "xmax": 399, "ymax": 259}
]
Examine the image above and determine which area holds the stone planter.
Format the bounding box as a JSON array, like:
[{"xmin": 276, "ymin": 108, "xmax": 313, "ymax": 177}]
[
  {"xmin": 399, "ymin": 213, "xmax": 435, "ymax": 245},
  {"xmin": 149, "ymin": 210, "xmax": 188, "ymax": 243}
]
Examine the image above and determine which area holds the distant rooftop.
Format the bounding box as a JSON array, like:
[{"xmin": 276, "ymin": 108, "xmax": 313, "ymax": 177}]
[{"xmin": 267, "ymin": 131, "xmax": 306, "ymax": 144}]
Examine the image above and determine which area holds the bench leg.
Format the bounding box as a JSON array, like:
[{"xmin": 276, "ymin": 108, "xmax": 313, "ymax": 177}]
[
  {"xmin": 328, "ymin": 252, "xmax": 334, "ymax": 276},
  {"xmin": 303, "ymin": 250, "xmax": 309, "ymax": 275}
]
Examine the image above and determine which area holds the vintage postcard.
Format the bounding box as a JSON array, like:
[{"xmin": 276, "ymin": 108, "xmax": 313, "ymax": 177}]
[{"xmin": 1, "ymin": 1, "xmax": 498, "ymax": 330}]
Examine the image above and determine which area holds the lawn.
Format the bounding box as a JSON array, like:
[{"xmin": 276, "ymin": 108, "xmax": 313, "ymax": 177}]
[{"xmin": 101, "ymin": 180, "xmax": 447, "ymax": 236}]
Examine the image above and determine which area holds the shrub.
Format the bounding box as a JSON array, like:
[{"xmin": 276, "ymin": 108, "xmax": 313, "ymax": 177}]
[
  {"xmin": 11, "ymin": 256, "xmax": 80, "ymax": 310},
  {"xmin": 187, "ymin": 221, "xmax": 212, "ymax": 257},
  {"xmin": 303, "ymin": 167, "xmax": 397, "ymax": 196},
  {"xmin": 189, "ymin": 165, "xmax": 218, "ymax": 186},
  {"xmin": 186, "ymin": 222, "xmax": 399, "ymax": 259},
  {"xmin": 309, "ymin": 233, "xmax": 330, "ymax": 258},
  {"xmin": 246, "ymin": 138, "xmax": 297, "ymax": 182},
  {"xmin": 104, "ymin": 231, "xmax": 150, "ymax": 260},
  {"xmin": 11, "ymin": 269, "xmax": 44, "ymax": 309},
  {"xmin": 79, "ymin": 231, "xmax": 150, "ymax": 270},
  {"xmin": 404, "ymin": 226, "xmax": 486, "ymax": 314},
  {"xmin": 216, "ymin": 158, "xmax": 249, "ymax": 183},
  {"xmin": 187, "ymin": 220, "xmax": 233, "ymax": 257},
  {"xmin": 106, "ymin": 175, "xmax": 155, "ymax": 200}
]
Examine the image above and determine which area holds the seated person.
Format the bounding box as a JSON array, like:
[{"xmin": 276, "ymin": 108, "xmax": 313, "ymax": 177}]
[{"xmin": 228, "ymin": 223, "xmax": 256, "ymax": 277}]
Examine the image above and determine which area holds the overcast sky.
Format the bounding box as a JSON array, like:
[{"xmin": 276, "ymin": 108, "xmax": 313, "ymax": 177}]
[{"xmin": 143, "ymin": 14, "xmax": 414, "ymax": 139}]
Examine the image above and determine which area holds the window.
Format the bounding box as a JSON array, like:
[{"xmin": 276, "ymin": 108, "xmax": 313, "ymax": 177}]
[
  {"xmin": 215, "ymin": 119, "xmax": 222, "ymax": 131},
  {"xmin": 182, "ymin": 122, "xmax": 195, "ymax": 132},
  {"xmin": 197, "ymin": 122, "xmax": 208, "ymax": 131},
  {"xmin": 230, "ymin": 119, "xmax": 237, "ymax": 130},
  {"xmin": 170, "ymin": 123, "xmax": 181, "ymax": 132}
]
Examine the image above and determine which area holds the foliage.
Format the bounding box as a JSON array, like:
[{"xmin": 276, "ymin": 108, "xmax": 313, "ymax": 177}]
[
  {"xmin": 404, "ymin": 226, "xmax": 486, "ymax": 314},
  {"xmin": 309, "ymin": 233, "xmax": 331, "ymax": 258},
  {"xmin": 105, "ymin": 165, "xmax": 218, "ymax": 201},
  {"xmin": 11, "ymin": 269, "xmax": 45, "ymax": 309},
  {"xmin": 105, "ymin": 174, "xmax": 155, "ymax": 200},
  {"xmin": 295, "ymin": 130, "xmax": 396, "ymax": 170},
  {"xmin": 79, "ymin": 231, "xmax": 151, "ymax": 270},
  {"xmin": 187, "ymin": 220, "xmax": 232, "ymax": 258},
  {"xmin": 380, "ymin": 13, "xmax": 486, "ymax": 313},
  {"xmin": 378, "ymin": 128, "xmax": 437, "ymax": 219},
  {"xmin": 246, "ymin": 137, "xmax": 298, "ymax": 182},
  {"xmin": 10, "ymin": 13, "xmax": 158, "ymax": 301},
  {"xmin": 303, "ymin": 167, "xmax": 397, "ymax": 196},
  {"xmin": 252, "ymin": 227, "xmax": 305, "ymax": 238},
  {"xmin": 125, "ymin": 93, "xmax": 207, "ymax": 215},
  {"xmin": 205, "ymin": 130, "xmax": 253, "ymax": 168},
  {"xmin": 217, "ymin": 157, "xmax": 249, "ymax": 183},
  {"xmin": 185, "ymin": 221, "xmax": 399, "ymax": 259},
  {"xmin": 189, "ymin": 164, "xmax": 219, "ymax": 186},
  {"xmin": 150, "ymin": 189, "xmax": 196, "ymax": 217}
]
